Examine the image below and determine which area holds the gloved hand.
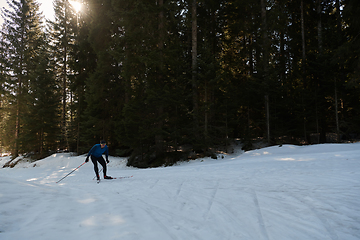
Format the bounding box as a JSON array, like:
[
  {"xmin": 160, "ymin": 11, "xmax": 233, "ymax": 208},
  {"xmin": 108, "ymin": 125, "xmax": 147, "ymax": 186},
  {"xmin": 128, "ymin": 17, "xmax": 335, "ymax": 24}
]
[
  {"xmin": 85, "ymin": 156, "xmax": 89, "ymax": 163},
  {"xmin": 106, "ymin": 159, "xmax": 109, "ymax": 164}
]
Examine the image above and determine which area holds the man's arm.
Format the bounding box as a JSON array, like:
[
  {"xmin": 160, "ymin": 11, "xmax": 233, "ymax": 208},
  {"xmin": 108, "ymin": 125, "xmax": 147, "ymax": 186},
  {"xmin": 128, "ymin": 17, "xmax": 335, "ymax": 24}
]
[
  {"xmin": 85, "ymin": 145, "xmax": 96, "ymax": 162},
  {"xmin": 87, "ymin": 145, "xmax": 96, "ymax": 157}
]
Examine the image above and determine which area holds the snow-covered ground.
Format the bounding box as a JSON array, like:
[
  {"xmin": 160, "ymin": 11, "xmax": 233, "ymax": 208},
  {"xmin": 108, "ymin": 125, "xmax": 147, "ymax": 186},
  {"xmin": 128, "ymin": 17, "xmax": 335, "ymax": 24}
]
[{"xmin": 1, "ymin": 143, "xmax": 360, "ymax": 240}]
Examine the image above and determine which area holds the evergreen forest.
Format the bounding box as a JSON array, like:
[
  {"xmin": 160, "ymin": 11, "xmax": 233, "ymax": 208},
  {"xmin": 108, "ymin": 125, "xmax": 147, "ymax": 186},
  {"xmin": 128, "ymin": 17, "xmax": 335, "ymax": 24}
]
[{"xmin": 1, "ymin": 0, "xmax": 359, "ymax": 167}]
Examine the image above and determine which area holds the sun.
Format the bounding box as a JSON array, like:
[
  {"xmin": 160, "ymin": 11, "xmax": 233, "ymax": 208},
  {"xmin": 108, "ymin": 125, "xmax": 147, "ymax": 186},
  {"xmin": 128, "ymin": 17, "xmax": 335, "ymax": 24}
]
[{"xmin": 69, "ymin": 0, "xmax": 82, "ymax": 13}]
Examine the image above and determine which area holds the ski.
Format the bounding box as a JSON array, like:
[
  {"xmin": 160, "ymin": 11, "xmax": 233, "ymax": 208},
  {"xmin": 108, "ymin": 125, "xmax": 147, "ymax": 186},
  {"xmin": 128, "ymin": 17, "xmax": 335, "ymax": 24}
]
[
  {"xmin": 113, "ymin": 175, "xmax": 133, "ymax": 179},
  {"xmin": 93, "ymin": 175, "xmax": 133, "ymax": 182}
]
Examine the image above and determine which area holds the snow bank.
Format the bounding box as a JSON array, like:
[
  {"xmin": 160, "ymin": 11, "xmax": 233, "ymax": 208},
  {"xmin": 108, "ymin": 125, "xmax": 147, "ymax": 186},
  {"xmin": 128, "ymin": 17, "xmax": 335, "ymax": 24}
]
[{"xmin": 1, "ymin": 143, "xmax": 360, "ymax": 240}]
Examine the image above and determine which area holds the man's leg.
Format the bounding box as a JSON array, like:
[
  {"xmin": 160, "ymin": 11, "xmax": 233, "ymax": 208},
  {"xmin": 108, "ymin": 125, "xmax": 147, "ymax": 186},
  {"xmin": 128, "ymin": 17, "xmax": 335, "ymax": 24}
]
[
  {"xmin": 91, "ymin": 156, "xmax": 100, "ymax": 179},
  {"xmin": 97, "ymin": 156, "xmax": 107, "ymax": 177}
]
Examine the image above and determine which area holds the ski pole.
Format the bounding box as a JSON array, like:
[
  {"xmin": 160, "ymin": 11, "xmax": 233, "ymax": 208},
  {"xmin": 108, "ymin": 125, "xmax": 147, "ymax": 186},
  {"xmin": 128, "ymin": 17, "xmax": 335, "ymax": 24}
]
[
  {"xmin": 56, "ymin": 162, "xmax": 86, "ymax": 183},
  {"xmin": 92, "ymin": 167, "xmax": 103, "ymax": 180}
]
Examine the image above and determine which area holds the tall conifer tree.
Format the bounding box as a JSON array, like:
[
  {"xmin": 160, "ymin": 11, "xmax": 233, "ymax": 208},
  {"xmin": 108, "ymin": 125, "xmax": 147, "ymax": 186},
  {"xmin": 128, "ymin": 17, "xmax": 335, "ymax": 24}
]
[
  {"xmin": 1, "ymin": 0, "xmax": 48, "ymax": 156},
  {"xmin": 48, "ymin": 0, "xmax": 78, "ymax": 150}
]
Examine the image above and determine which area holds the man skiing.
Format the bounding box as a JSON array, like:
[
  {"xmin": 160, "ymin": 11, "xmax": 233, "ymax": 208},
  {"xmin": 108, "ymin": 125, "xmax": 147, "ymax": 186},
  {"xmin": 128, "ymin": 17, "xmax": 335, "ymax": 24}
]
[{"xmin": 85, "ymin": 140, "xmax": 112, "ymax": 180}]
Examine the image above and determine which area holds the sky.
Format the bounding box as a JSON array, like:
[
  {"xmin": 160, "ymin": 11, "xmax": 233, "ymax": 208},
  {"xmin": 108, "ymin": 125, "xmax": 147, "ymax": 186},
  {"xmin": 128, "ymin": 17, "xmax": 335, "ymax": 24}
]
[{"xmin": 0, "ymin": 0, "xmax": 55, "ymax": 26}]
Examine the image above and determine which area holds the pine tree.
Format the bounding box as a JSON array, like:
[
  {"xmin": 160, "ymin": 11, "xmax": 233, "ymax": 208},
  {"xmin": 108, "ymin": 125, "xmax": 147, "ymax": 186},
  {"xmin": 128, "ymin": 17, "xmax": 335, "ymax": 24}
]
[
  {"xmin": 110, "ymin": 0, "xmax": 164, "ymax": 165},
  {"xmin": 0, "ymin": 27, "xmax": 11, "ymax": 152},
  {"xmin": 21, "ymin": 39, "xmax": 60, "ymax": 157},
  {"xmin": 67, "ymin": 1, "xmax": 97, "ymax": 154},
  {"xmin": 48, "ymin": 0, "xmax": 78, "ymax": 151},
  {"xmin": 81, "ymin": 0, "xmax": 123, "ymax": 150},
  {"xmin": 1, "ymin": 0, "xmax": 48, "ymax": 156},
  {"xmin": 336, "ymin": 0, "xmax": 360, "ymax": 138}
]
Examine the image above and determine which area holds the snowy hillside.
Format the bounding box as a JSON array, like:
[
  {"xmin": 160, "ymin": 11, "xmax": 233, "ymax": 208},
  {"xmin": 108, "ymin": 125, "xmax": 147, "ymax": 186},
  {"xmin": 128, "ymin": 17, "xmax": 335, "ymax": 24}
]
[{"xmin": 1, "ymin": 143, "xmax": 360, "ymax": 240}]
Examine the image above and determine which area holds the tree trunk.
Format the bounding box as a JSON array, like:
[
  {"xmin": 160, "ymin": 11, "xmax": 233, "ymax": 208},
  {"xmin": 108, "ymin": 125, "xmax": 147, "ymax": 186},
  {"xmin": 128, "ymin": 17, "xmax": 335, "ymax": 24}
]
[
  {"xmin": 335, "ymin": 0, "xmax": 342, "ymax": 142},
  {"xmin": 156, "ymin": 0, "xmax": 164, "ymax": 156},
  {"xmin": 301, "ymin": 0, "xmax": 307, "ymax": 141},
  {"xmin": 301, "ymin": 0, "xmax": 306, "ymax": 80},
  {"xmin": 316, "ymin": 0, "xmax": 324, "ymax": 142},
  {"xmin": 14, "ymin": 36, "xmax": 24, "ymax": 157},
  {"xmin": 192, "ymin": 0, "xmax": 199, "ymax": 133},
  {"xmin": 335, "ymin": 78, "xmax": 339, "ymax": 142},
  {"xmin": 261, "ymin": 0, "xmax": 270, "ymax": 144},
  {"xmin": 62, "ymin": 1, "xmax": 68, "ymax": 150},
  {"xmin": 316, "ymin": 0, "xmax": 323, "ymax": 54}
]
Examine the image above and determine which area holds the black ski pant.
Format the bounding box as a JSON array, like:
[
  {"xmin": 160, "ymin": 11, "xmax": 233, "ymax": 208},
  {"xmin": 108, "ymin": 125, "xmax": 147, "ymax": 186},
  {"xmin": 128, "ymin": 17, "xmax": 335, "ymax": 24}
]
[{"xmin": 91, "ymin": 155, "xmax": 107, "ymax": 178}]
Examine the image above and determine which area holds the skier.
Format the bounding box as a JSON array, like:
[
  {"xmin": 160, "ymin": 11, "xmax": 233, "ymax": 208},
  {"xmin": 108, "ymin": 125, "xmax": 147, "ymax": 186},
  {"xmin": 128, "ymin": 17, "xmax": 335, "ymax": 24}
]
[{"xmin": 85, "ymin": 140, "xmax": 113, "ymax": 181}]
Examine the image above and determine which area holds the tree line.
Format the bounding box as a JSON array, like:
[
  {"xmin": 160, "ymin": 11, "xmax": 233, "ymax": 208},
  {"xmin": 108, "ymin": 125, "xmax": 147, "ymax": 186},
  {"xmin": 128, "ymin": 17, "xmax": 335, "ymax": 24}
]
[{"xmin": 0, "ymin": 0, "xmax": 359, "ymax": 167}]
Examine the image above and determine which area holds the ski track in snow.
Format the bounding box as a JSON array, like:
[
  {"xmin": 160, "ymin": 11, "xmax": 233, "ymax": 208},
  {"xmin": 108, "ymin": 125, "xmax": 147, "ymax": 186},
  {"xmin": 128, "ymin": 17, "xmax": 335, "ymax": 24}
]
[
  {"xmin": 252, "ymin": 190, "xmax": 270, "ymax": 240},
  {"xmin": 1, "ymin": 143, "xmax": 360, "ymax": 240}
]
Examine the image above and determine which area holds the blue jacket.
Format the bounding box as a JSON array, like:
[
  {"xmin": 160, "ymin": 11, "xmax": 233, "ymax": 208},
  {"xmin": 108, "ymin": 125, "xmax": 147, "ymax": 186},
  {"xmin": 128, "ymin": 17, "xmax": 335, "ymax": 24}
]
[{"xmin": 87, "ymin": 144, "xmax": 109, "ymax": 161}]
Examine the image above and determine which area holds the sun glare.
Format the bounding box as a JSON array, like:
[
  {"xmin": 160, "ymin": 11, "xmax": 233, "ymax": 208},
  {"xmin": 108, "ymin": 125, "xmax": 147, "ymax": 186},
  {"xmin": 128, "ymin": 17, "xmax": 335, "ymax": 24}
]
[{"xmin": 69, "ymin": 0, "xmax": 82, "ymax": 13}]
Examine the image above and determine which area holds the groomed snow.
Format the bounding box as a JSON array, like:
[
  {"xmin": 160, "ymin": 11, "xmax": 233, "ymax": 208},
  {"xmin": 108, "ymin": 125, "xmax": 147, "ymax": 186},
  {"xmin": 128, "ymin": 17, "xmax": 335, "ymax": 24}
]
[{"xmin": 1, "ymin": 143, "xmax": 360, "ymax": 240}]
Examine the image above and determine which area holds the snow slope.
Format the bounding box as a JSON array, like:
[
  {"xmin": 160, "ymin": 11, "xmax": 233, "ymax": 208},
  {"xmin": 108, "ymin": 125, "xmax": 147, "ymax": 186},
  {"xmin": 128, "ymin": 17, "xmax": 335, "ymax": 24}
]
[{"xmin": 1, "ymin": 143, "xmax": 360, "ymax": 240}]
